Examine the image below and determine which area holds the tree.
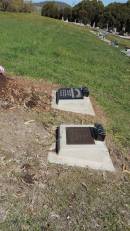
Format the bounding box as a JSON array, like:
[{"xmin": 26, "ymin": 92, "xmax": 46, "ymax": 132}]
[
  {"xmin": 22, "ymin": 1, "xmax": 32, "ymax": 13},
  {"xmin": 7, "ymin": 0, "xmax": 23, "ymax": 12},
  {"xmin": 101, "ymin": 2, "xmax": 130, "ymax": 32},
  {"xmin": 0, "ymin": 0, "xmax": 32, "ymax": 12},
  {"xmin": 72, "ymin": 0, "xmax": 104, "ymax": 25},
  {"xmin": 41, "ymin": 3, "xmax": 58, "ymax": 18},
  {"xmin": 63, "ymin": 7, "xmax": 72, "ymax": 21},
  {"xmin": 41, "ymin": 2, "xmax": 72, "ymax": 21},
  {"xmin": 0, "ymin": 0, "xmax": 10, "ymax": 11}
]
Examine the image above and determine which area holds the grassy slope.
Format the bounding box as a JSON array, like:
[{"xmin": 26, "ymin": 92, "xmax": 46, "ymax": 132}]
[
  {"xmin": 0, "ymin": 13, "xmax": 130, "ymax": 149},
  {"xmin": 0, "ymin": 13, "xmax": 130, "ymax": 231}
]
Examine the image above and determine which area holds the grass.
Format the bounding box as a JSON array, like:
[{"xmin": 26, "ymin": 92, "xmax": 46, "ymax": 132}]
[
  {"xmin": 0, "ymin": 13, "xmax": 130, "ymax": 230},
  {"xmin": 0, "ymin": 13, "xmax": 130, "ymax": 149},
  {"xmin": 1, "ymin": 167, "xmax": 129, "ymax": 231}
]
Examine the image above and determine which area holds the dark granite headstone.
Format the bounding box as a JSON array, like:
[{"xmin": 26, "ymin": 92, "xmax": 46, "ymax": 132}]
[{"xmin": 56, "ymin": 87, "xmax": 89, "ymax": 104}]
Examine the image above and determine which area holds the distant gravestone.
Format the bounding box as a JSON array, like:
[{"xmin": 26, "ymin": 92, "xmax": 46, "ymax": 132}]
[
  {"xmin": 121, "ymin": 47, "xmax": 130, "ymax": 56},
  {"xmin": 93, "ymin": 22, "xmax": 95, "ymax": 28},
  {"xmin": 0, "ymin": 66, "xmax": 5, "ymax": 75}
]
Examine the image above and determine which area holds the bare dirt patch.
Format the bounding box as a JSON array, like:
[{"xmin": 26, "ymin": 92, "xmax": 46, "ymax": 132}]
[{"xmin": 0, "ymin": 74, "xmax": 58, "ymax": 111}]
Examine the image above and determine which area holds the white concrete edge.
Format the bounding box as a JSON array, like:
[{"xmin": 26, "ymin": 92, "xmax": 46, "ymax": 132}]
[{"xmin": 48, "ymin": 144, "xmax": 115, "ymax": 172}]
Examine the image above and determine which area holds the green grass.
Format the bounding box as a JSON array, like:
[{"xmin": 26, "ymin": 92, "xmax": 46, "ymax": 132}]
[{"xmin": 0, "ymin": 12, "xmax": 130, "ymax": 149}]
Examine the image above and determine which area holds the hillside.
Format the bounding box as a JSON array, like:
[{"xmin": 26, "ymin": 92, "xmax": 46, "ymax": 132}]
[
  {"xmin": 0, "ymin": 13, "xmax": 129, "ymax": 230},
  {"xmin": 33, "ymin": 1, "xmax": 71, "ymax": 8},
  {"xmin": 0, "ymin": 13, "xmax": 130, "ymax": 148}
]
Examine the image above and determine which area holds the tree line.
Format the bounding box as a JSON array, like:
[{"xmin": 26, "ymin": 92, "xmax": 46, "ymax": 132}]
[
  {"xmin": 0, "ymin": 0, "xmax": 32, "ymax": 12},
  {"xmin": 41, "ymin": 0, "xmax": 130, "ymax": 33}
]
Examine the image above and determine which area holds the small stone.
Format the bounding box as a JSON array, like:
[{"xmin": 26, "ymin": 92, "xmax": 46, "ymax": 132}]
[
  {"xmin": 0, "ymin": 100, "xmax": 11, "ymax": 109},
  {"xmin": 0, "ymin": 208, "xmax": 7, "ymax": 223},
  {"xmin": 49, "ymin": 211, "xmax": 60, "ymax": 219}
]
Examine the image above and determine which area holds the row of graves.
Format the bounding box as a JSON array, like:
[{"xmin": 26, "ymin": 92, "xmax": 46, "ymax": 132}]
[
  {"xmin": 97, "ymin": 30, "xmax": 130, "ymax": 56},
  {"xmin": 90, "ymin": 29, "xmax": 130, "ymax": 58},
  {"xmin": 48, "ymin": 87, "xmax": 115, "ymax": 172},
  {"xmin": 97, "ymin": 31, "xmax": 119, "ymax": 47}
]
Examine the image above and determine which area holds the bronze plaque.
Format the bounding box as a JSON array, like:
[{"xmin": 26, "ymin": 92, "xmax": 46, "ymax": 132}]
[{"xmin": 66, "ymin": 127, "xmax": 95, "ymax": 145}]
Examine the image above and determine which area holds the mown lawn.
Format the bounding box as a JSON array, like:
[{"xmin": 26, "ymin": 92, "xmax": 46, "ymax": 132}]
[{"xmin": 0, "ymin": 13, "xmax": 130, "ymax": 149}]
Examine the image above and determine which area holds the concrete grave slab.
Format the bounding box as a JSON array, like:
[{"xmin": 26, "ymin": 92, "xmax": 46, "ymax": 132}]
[
  {"xmin": 51, "ymin": 90, "xmax": 95, "ymax": 116},
  {"xmin": 48, "ymin": 125, "xmax": 115, "ymax": 172}
]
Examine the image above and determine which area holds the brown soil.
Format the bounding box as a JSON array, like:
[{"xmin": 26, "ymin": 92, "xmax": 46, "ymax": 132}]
[{"xmin": 0, "ymin": 74, "xmax": 58, "ymax": 111}]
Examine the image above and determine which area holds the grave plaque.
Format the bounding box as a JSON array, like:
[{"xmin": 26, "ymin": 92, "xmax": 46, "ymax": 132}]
[
  {"xmin": 56, "ymin": 87, "xmax": 89, "ymax": 104},
  {"xmin": 55, "ymin": 124, "xmax": 106, "ymax": 153},
  {"xmin": 66, "ymin": 127, "xmax": 95, "ymax": 145},
  {"xmin": 48, "ymin": 124, "xmax": 114, "ymax": 171}
]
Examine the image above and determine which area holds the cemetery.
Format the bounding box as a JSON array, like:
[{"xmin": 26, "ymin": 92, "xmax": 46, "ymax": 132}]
[
  {"xmin": 49, "ymin": 86, "xmax": 114, "ymax": 171},
  {"xmin": 0, "ymin": 12, "xmax": 129, "ymax": 230},
  {"xmin": 90, "ymin": 28, "xmax": 130, "ymax": 51},
  {"xmin": 0, "ymin": 73, "xmax": 114, "ymax": 173}
]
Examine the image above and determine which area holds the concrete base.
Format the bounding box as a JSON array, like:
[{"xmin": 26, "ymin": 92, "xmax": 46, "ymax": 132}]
[
  {"xmin": 51, "ymin": 90, "xmax": 95, "ymax": 116},
  {"xmin": 48, "ymin": 125, "xmax": 115, "ymax": 172}
]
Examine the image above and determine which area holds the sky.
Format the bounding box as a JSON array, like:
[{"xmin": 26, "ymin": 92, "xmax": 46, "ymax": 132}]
[{"xmin": 33, "ymin": 0, "xmax": 127, "ymax": 6}]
